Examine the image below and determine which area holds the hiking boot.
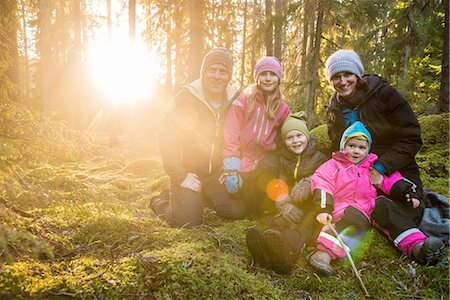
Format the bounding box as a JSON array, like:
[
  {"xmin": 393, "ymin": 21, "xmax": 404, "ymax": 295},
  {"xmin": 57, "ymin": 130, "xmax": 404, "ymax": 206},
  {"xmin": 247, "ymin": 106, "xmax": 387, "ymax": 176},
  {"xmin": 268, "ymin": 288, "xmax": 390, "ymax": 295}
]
[
  {"xmin": 264, "ymin": 229, "xmax": 296, "ymax": 274},
  {"xmin": 150, "ymin": 190, "xmax": 170, "ymax": 218},
  {"xmin": 246, "ymin": 226, "xmax": 272, "ymax": 269},
  {"xmin": 309, "ymin": 250, "xmax": 334, "ymax": 276},
  {"xmin": 412, "ymin": 237, "xmax": 446, "ymax": 265}
]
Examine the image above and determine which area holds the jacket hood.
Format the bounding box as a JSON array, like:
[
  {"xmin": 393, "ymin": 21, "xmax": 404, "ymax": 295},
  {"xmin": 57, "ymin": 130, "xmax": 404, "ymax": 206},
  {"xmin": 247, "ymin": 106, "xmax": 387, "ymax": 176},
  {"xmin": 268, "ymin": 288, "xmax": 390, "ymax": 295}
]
[
  {"xmin": 185, "ymin": 79, "xmax": 239, "ymax": 104},
  {"xmin": 339, "ymin": 121, "xmax": 372, "ymax": 151}
]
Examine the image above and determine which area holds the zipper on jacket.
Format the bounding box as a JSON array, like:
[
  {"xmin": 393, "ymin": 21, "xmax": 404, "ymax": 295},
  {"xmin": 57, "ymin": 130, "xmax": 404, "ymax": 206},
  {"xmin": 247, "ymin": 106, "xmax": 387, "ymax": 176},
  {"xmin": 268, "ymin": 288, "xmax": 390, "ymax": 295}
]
[
  {"xmin": 257, "ymin": 112, "xmax": 266, "ymax": 143},
  {"xmin": 209, "ymin": 123, "xmax": 219, "ymax": 174},
  {"xmin": 194, "ymin": 87, "xmax": 238, "ymax": 176},
  {"xmin": 294, "ymin": 156, "xmax": 301, "ymax": 184},
  {"xmin": 253, "ymin": 107, "xmax": 260, "ymax": 133},
  {"xmin": 264, "ymin": 119, "xmax": 269, "ymax": 136}
]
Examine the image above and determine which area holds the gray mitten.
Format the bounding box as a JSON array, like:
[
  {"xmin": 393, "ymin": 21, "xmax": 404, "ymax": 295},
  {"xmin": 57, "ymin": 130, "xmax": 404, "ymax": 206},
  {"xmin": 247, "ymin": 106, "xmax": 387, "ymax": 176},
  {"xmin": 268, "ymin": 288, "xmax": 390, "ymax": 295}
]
[
  {"xmin": 290, "ymin": 177, "xmax": 312, "ymax": 204},
  {"xmin": 275, "ymin": 196, "xmax": 304, "ymax": 224}
]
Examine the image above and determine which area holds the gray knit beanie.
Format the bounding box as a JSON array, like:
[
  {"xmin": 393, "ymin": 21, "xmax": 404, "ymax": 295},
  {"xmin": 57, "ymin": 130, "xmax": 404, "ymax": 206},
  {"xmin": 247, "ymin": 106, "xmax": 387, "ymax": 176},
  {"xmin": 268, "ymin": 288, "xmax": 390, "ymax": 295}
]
[
  {"xmin": 325, "ymin": 50, "xmax": 364, "ymax": 81},
  {"xmin": 200, "ymin": 47, "xmax": 234, "ymax": 78}
]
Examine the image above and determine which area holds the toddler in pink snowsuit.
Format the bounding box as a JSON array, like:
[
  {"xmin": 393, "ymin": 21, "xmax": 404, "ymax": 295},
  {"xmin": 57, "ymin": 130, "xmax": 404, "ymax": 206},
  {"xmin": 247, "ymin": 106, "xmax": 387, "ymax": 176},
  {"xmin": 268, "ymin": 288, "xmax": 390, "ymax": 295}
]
[{"xmin": 308, "ymin": 121, "xmax": 422, "ymax": 275}]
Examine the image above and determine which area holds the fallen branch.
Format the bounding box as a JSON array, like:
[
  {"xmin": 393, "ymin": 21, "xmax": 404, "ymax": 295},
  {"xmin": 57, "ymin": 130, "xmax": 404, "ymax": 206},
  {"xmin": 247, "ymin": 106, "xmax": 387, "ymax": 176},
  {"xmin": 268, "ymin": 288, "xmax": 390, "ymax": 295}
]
[{"xmin": 326, "ymin": 220, "xmax": 370, "ymax": 298}]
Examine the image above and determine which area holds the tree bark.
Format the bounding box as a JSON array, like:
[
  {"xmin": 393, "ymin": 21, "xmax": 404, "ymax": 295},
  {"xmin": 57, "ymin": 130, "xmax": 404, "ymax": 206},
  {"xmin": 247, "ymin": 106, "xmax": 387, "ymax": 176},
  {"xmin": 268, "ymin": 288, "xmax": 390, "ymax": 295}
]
[
  {"xmin": 305, "ymin": 0, "xmax": 323, "ymax": 128},
  {"xmin": 20, "ymin": 0, "xmax": 30, "ymax": 106},
  {"xmin": 38, "ymin": 0, "xmax": 53, "ymax": 112},
  {"xmin": 0, "ymin": 0, "xmax": 20, "ymax": 102},
  {"xmin": 274, "ymin": 0, "xmax": 282, "ymax": 60},
  {"xmin": 129, "ymin": 0, "xmax": 136, "ymax": 41},
  {"xmin": 240, "ymin": 0, "xmax": 248, "ymax": 88},
  {"xmin": 107, "ymin": 0, "xmax": 112, "ymax": 38},
  {"xmin": 438, "ymin": 0, "xmax": 449, "ymax": 113},
  {"xmin": 166, "ymin": 0, "xmax": 173, "ymax": 94},
  {"xmin": 265, "ymin": 0, "xmax": 273, "ymax": 56},
  {"xmin": 188, "ymin": 0, "xmax": 204, "ymax": 82}
]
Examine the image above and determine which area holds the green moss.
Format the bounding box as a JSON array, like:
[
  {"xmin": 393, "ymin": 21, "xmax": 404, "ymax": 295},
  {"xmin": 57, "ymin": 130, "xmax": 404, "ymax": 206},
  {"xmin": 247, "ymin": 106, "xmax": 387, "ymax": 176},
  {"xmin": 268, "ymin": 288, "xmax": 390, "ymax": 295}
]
[
  {"xmin": 310, "ymin": 124, "xmax": 331, "ymax": 154},
  {"xmin": 418, "ymin": 113, "xmax": 449, "ymax": 150},
  {"xmin": 0, "ymin": 102, "xmax": 448, "ymax": 299}
]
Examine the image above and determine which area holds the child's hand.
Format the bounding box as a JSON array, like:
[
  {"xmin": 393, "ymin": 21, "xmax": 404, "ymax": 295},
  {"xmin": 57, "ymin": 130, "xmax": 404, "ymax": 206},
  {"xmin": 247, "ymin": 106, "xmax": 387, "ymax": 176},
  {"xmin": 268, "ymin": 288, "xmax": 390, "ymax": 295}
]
[
  {"xmin": 316, "ymin": 213, "xmax": 332, "ymax": 225},
  {"xmin": 369, "ymin": 167, "xmax": 384, "ymax": 189},
  {"xmin": 407, "ymin": 195, "xmax": 421, "ymax": 208}
]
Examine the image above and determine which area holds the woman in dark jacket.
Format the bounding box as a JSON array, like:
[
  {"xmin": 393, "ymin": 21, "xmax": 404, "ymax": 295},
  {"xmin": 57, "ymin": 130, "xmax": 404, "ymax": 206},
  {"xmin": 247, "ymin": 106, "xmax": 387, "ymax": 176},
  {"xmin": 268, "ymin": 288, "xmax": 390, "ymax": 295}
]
[
  {"xmin": 324, "ymin": 49, "xmax": 445, "ymax": 265},
  {"xmin": 246, "ymin": 112, "xmax": 327, "ymax": 274}
]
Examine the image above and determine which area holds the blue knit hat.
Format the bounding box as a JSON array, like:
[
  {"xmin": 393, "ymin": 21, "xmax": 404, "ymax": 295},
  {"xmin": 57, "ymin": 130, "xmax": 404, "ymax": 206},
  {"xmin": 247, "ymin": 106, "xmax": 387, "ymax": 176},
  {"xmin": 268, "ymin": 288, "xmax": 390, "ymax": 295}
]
[
  {"xmin": 325, "ymin": 50, "xmax": 364, "ymax": 81},
  {"xmin": 339, "ymin": 121, "xmax": 372, "ymax": 151}
]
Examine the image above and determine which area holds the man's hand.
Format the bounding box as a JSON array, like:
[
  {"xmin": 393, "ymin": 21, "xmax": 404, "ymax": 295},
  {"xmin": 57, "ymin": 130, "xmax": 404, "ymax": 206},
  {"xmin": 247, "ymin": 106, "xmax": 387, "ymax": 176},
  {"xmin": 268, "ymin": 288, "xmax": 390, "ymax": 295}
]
[
  {"xmin": 370, "ymin": 167, "xmax": 384, "ymax": 189},
  {"xmin": 316, "ymin": 212, "xmax": 332, "ymax": 225},
  {"xmin": 180, "ymin": 173, "xmax": 201, "ymax": 192}
]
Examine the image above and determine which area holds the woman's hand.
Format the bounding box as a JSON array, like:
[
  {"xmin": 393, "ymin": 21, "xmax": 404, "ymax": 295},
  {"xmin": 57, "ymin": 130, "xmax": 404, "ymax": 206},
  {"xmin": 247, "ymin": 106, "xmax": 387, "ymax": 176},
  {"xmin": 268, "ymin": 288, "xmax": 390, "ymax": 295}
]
[
  {"xmin": 316, "ymin": 213, "xmax": 332, "ymax": 225},
  {"xmin": 180, "ymin": 173, "xmax": 201, "ymax": 192},
  {"xmin": 370, "ymin": 168, "xmax": 384, "ymax": 189}
]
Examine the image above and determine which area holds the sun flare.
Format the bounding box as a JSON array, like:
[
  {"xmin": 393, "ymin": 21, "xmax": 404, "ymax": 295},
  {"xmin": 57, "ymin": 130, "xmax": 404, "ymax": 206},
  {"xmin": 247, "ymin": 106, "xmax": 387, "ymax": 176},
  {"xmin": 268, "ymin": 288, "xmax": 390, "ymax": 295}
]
[{"xmin": 89, "ymin": 37, "xmax": 157, "ymax": 104}]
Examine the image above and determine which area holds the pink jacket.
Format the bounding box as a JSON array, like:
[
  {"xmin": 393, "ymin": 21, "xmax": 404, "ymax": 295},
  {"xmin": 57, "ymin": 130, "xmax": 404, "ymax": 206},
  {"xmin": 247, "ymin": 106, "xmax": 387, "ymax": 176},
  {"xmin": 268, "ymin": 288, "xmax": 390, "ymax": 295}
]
[
  {"xmin": 311, "ymin": 151, "xmax": 403, "ymax": 221},
  {"xmin": 223, "ymin": 90, "xmax": 291, "ymax": 172}
]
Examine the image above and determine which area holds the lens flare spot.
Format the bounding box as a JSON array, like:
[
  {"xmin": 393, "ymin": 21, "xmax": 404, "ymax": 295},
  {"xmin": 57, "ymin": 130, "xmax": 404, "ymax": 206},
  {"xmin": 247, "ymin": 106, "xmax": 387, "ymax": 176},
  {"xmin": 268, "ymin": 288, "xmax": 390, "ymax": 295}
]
[{"xmin": 266, "ymin": 179, "xmax": 289, "ymax": 201}]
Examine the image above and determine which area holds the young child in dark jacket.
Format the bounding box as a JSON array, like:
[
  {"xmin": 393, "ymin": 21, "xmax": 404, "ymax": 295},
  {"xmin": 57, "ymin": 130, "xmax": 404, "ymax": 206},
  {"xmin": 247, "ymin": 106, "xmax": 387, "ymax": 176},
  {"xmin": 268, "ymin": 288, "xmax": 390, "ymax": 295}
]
[{"xmin": 246, "ymin": 112, "xmax": 327, "ymax": 274}]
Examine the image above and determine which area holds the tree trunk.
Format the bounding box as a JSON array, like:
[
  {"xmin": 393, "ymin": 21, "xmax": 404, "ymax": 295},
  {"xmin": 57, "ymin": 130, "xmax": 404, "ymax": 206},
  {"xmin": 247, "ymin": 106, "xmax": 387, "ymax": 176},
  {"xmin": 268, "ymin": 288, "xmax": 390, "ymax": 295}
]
[
  {"xmin": 188, "ymin": 0, "xmax": 204, "ymax": 82},
  {"xmin": 306, "ymin": 0, "xmax": 323, "ymax": 128},
  {"xmin": 20, "ymin": 0, "xmax": 30, "ymax": 106},
  {"xmin": 274, "ymin": 0, "xmax": 282, "ymax": 60},
  {"xmin": 251, "ymin": 0, "xmax": 259, "ymax": 79},
  {"xmin": 166, "ymin": 0, "xmax": 173, "ymax": 94},
  {"xmin": 0, "ymin": 0, "xmax": 20, "ymax": 102},
  {"xmin": 107, "ymin": 0, "xmax": 112, "ymax": 38},
  {"xmin": 129, "ymin": 0, "xmax": 136, "ymax": 41},
  {"xmin": 265, "ymin": 0, "xmax": 273, "ymax": 56},
  {"xmin": 174, "ymin": 3, "xmax": 183, "ymax": 90},
  {"xmin": 240, "ymin": 0, "xmax": 248, "ymax": 88},
  {"xmin": 438, "ymin": 0, "xmax": 449, "ymax": 113},
  {"xmin": 38, "ymin": 0, "xmax": 53, "ymax": 112}
]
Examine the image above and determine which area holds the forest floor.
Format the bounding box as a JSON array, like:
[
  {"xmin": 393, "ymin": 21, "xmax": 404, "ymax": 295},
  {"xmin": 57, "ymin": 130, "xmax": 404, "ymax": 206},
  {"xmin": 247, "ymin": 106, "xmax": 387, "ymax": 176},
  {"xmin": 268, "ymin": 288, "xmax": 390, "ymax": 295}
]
[{"xmin": 0, "ymin": 101, "xmax": 448, "ymax": 299}]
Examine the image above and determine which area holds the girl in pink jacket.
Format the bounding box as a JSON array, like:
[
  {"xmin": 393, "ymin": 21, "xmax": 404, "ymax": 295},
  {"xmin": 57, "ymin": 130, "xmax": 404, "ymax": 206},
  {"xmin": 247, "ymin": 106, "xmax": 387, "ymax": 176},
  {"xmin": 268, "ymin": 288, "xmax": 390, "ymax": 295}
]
[
  {"xmin": 222, "ymin": 57, "xmax": 290, "ymax": 194},
  {"xmin": 309, "ymin": 121, "xmax": 423, "ymax": 275}
]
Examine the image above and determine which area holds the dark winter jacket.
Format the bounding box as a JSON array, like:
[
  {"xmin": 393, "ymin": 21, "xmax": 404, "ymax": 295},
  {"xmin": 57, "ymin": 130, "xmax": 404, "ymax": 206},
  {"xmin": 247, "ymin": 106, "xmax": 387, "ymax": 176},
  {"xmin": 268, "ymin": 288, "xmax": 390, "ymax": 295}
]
[
  {"xmin": 159, "ymin": 79, "xmax": 239, "ymax": 185},
  {"xmin": 253, "ymin": 137, "xmax": 327, "ymax": 193},
  {"xmin": 327, "ymin": 74, "xmax": 422, "ymax": 177}
]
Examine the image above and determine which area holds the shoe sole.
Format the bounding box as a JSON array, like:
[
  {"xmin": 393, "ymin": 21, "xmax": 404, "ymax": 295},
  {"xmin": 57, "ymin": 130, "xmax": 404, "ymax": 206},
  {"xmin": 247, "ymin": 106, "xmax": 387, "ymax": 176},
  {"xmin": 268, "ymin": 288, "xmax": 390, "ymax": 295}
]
[
  {"xmin": 246, "ymin": 227, "xmax": 272, "ymax": 269},
  {"xmin": 265, "ymin": 230, "xmax": 294, "ymax": 274},
  {"xmin": 425, "ymin": 243, "xmax": 446, "ymax": 265},
  {"xmin": 309, "ymin": 251, "xmax": 334, "ymax": 276}
]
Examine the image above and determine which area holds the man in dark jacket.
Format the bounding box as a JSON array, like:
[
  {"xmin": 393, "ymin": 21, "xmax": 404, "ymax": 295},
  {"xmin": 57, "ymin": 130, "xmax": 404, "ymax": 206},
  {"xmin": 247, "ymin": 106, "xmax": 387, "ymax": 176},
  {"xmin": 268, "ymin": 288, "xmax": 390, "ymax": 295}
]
[{"xmin": 152, "ymin": 48, "xmax": 246, "ymax": 228}]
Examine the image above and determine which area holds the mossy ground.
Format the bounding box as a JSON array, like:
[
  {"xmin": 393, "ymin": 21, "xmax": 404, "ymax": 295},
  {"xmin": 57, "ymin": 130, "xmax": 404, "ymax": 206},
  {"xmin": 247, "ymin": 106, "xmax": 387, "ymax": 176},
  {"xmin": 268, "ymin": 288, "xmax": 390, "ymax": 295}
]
[{"xmin": 0, "ymin": 102, "xmax": 448, "ymax": 299}]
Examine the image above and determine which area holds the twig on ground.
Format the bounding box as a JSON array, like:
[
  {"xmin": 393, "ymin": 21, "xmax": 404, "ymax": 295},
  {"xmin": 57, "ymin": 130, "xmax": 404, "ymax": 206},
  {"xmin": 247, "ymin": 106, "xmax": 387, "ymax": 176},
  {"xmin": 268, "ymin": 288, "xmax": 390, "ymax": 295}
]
[{"xmin": 326, "ymin": 220, "xmax": 370, "ymax": 298}]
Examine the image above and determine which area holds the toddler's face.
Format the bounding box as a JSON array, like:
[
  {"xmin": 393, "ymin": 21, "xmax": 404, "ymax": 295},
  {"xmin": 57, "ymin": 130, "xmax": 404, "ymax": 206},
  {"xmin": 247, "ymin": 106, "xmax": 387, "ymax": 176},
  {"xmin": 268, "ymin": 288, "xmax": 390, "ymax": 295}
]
[
  {"xmin": 285, "ymin": 130, "xmax": 308, "ymax": 155},
  {"xmin": 344, "ymin": 137, "xmax": 368, "ymax": 163}
]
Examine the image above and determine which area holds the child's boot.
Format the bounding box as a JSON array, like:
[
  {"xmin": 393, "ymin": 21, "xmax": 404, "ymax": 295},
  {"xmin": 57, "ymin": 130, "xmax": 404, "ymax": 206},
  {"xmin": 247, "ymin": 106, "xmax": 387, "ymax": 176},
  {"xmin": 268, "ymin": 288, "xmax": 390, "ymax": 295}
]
[
  {"xmin": 264, "ymin": 229, "xmax": 298, "ymax": 274},
  {"xmin": 412, "ymin": 236, "xmax": 445, "ymax": 265},
  {"xmin": 150, "ymin": 189, "xmax": 170, "ymax": 218},
  {"xmin": 246, "ymin": 226, "xmax": 272, "ymax": 269},
  {"xmin": 309, "ymin": 250, "xmax": 334, "ymax": 275}
]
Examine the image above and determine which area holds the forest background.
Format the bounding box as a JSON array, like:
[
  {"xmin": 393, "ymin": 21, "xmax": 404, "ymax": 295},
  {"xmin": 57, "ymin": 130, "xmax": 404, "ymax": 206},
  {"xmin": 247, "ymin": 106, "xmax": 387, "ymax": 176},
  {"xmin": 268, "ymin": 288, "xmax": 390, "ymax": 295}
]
[{"xmin": 0, "ymin": 0, "xmax": 448, "ymax": 299}]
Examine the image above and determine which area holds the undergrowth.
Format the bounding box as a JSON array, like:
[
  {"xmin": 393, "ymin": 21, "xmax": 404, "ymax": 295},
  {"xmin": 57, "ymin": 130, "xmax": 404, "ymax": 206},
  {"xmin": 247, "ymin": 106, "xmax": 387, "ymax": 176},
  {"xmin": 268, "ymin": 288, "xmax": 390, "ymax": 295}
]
[{"xmin": 0, "ymin": 101, "xmax": 448, "ymax": 299}]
